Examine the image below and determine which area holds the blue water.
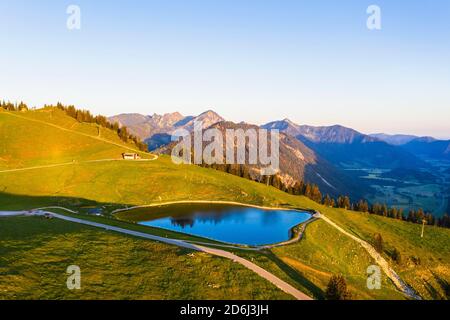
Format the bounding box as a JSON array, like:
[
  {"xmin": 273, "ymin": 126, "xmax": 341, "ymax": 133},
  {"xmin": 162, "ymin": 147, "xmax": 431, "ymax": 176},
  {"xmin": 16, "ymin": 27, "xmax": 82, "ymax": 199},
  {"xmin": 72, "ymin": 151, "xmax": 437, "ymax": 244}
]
[{"xmin": 138, "ymin": 205, "xmax": 311, "ymax": 246}]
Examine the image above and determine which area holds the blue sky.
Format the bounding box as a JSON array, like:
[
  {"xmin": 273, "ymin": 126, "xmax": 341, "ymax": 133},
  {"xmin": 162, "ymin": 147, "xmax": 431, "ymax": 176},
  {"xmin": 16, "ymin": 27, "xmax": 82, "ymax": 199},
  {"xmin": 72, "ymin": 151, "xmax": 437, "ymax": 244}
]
[{"xmin": 1, "ymin": 0, "xmax": 449, "ymax": 138}]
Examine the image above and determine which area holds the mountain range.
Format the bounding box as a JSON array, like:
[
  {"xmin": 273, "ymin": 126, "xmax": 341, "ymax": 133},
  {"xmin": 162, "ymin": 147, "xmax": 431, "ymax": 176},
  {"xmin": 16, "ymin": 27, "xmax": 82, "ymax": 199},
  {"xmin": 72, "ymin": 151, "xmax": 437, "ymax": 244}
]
[
  {"xmin": 156, "ymin": 120, "xmax": 366, "ymax": 199},
  {"xmin": 262, "ymin": 120, "xmax": 428, "ymax": 169},
  {"xmin": 369, "ymin": 133, "xmax": 424, "ymax": 146},
  {"xmin": 109, "ymin": 111, "xmax": 449, "ymax": 209},
  {"xmin": 109, "ymin": 110, "xmax": 224, "ymax": 150},
  {"xmin": 371, "ymin": 134, "xmax": 450, "ymax": 161}
]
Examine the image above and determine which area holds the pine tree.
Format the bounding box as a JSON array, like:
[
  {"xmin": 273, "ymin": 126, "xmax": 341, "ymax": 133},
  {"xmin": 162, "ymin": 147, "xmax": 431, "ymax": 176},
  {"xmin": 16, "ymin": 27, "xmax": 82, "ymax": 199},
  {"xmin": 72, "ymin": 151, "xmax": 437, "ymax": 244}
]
[
  {"xmin": 323, "ymin": 194, "xmax": 333, "ymax": 207},
  {"xmin": 304, "ymin": 184, "xmax": 312, "ymax": 198},
  {"xmin": 330, "ymin": 198, "xmax": 336, "ymax": 208},
  {"xmin": 325, "ymin": 275, "xmax": 352, "ymax": 300},
  {"xmin": 118, "ymin": 126, "xmax": 129, "ymax": 142},
  {"xmin": 373, "ymin": 233, "xmax": 383, "ymax": 253},
  {"xmin": 392, "ymin": 248, "xmax": 402, "ymax": 264},
  {"xmin": 381, "ymin": 204, "xmax": 388, "ymax": 217},
  {"xmin": 310, "ymin": 184, "xmax": 322, "ymax": 203}
]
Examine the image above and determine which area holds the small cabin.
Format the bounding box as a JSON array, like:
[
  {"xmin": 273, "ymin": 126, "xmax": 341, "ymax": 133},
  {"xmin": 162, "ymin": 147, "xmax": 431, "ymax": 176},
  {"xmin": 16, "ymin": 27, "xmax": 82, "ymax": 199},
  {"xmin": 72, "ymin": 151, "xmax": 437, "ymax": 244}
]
[{"xmin": 122, "ymin": 153, "xmax": 141, "ymax": 160}]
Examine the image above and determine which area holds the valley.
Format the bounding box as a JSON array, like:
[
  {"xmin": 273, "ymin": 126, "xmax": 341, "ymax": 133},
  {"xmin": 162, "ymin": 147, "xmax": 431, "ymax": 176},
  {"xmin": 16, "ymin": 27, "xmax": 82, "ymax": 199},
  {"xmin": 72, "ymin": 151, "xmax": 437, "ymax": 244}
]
[
  {"xmin": 113, "ymin": 112, "xmax": 450, "ymax": 217},
  {"xmin": 1, "ymin": 107, "xmax": 449, "ymax": 300},
  {"xmin": 2, "ymin": 0, "xmax": 449, "ymax": 307},
  {"xmin": 343, "ymin": 165, "xmax": 449, "ymax": 217}
]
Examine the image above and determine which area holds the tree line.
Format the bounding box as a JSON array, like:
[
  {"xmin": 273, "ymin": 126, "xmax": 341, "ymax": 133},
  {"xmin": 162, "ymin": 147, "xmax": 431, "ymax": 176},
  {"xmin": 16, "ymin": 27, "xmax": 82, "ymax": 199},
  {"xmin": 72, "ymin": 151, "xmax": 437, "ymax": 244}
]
[
  {"xmin": 0, "ymin": 100, "xmax": 29, "ymax": 112},
  {"xmin": 4, "ymin": 99, "xmax": 448, "ymax": 229},
  {"xmin": 1, "ymin": 100, "xmax": 148, "ymax": 152}
]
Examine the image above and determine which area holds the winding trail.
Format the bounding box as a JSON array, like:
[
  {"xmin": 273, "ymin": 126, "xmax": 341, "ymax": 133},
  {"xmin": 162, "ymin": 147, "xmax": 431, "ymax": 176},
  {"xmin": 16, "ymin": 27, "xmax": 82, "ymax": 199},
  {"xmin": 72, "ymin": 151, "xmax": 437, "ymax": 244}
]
[
  {"xmin": 111, "ymin": 200, "xmax": 311, "ymax": 215},
  {"xmin": 113, "ymin": 201, "xmax": 318, "ymax": 250},
  {"xmin": 318, "ymin": 213, "xmax": 421, "ymax": 300},
  {"xmin": 113, "ymin": 201, "xmax": 421, "ymax": 299},
  {"xmin": 0, "ymin": 158, "xmax": 158, "ymax": 174},
  {"xmin": 0, "ymin": 111, "xmax": 159, "ymax": 165},
  {"xmin": 2, "ymin": 208, "xmax": 312, "ymax": 300},
  {"xmin": 0, "ymin": 111, "xmax": 419, "ymax": 299},
  {"xmin": 260, "ymin": 216, "xmax": 319, "ymax": 250},
  {"xmin": 2, "ymin": 203, "xmax": 419, "ymax": 299}
]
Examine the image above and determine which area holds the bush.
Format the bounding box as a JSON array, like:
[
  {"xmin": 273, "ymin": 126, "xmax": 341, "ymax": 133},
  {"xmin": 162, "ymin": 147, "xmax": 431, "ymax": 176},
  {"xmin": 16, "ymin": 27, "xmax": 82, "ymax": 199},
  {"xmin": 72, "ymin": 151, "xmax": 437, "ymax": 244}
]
[
  {"xmin": 391, "ymin": 248, "xmax": 402, "ymax": 264},
  {"xmin": 325, "ymin": 275, "xmax": 352, "ymax": 300},
  {"xmin": 373, "ymin": 233, "xmax": 383, "ymax": 253}
]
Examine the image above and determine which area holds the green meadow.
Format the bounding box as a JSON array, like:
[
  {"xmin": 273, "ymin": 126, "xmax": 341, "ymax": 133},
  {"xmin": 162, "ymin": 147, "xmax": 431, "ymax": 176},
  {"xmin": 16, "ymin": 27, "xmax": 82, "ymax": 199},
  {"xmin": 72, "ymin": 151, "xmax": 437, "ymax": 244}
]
[
  {"xmin": 0, "ymin": 216, "xmax": 290, "ymax": 300},
  {"xmin": 1, "ymin": 108, "xmax": 449, "ymax": 300}
]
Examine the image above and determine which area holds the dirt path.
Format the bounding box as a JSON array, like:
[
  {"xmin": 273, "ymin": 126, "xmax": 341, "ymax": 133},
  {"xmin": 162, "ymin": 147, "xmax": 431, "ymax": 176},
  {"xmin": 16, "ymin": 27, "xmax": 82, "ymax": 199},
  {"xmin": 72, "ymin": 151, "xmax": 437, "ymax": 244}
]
[
  {"xmin": 2, "ymin": 111, "xmax": 158, "ymax": 160},
  {"xmin": 111, "ymin": 200, "xmax": 311, "ymax": 215},
  {"xmin": 0, "ymin": 158, "xmax": 157, "ymax": 174},
  {"xmin": 319, "ymin": 213, "xmax": 421, "ymax": 300},
  {"xmin": 4, "ymin": 205, "xmax": 418, "ymax": 299},
  {"xmin": 113, "ymin": 201, "xmax": 318, "ymax": 250},
  {"xmin": 41, "ymin": 211, "xmax": 312, "ymax": 300},
  {"xmin": 0, "ymin": 211, "xmax": 29, "ymax": 216},
  {"xmin": 260, "ymin": 217, "xmax": 318, "ymax": 250},
  {"xmin": 1, "ymin": 207, "xmax": 311, "ymax": 300}
]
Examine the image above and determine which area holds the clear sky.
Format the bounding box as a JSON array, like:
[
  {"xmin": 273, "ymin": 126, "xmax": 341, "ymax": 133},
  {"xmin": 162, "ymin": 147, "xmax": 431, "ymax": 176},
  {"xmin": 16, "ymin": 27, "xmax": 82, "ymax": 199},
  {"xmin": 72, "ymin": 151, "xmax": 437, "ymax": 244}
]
[{"xmin": 1, "ymin": 0, "xmax": 449, "ymax": 138}]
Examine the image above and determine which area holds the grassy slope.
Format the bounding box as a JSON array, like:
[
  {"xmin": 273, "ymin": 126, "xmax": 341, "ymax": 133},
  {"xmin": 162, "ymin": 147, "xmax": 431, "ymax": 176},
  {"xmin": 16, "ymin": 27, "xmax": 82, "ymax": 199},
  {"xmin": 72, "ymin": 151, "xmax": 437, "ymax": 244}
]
[
  {"xmin": 0, "ymin": 216, "xmax": 290, "ymax": 300},
  {"xmin": 317, "ymin": 207, "xmax": 450, "ymax": 299},
  {"xmin": 228, "ymin": 218, "xmax": 405, "ymax": 300},
  {"xmin": 270, "ymin": 220, "xmax": 404, "ymax": 300},
  {"xmin": 0, "ymin": 108, "xmax": 150, "ymax": 170},
  {"xmin": 1, "ymin": 108, "xmax": 449, "ymax": 300}
]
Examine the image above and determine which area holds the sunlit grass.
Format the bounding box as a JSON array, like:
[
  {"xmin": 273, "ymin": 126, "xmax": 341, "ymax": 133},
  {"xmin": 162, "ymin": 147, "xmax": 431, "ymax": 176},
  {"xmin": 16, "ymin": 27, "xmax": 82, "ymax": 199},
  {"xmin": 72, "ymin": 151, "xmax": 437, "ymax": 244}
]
[
  {"xmin": 1, "ymin": 108, "xmax": 449, "ymax": 300},
  {"xmin": 0, "ymin": 216, "xmax": 291, "ymax": 300}
]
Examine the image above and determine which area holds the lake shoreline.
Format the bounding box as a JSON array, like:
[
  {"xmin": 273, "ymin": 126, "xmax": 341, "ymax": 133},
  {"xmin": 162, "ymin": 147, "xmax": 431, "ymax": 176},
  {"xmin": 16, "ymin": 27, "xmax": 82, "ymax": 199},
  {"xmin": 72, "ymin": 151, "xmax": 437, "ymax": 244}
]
[
  {"xmin": 112, "ymin": 200, "xmax": 316, "ymax": 215},
  {"xmin": 115, "ymin": 200, "xmax": 314, "ymax": 247}
]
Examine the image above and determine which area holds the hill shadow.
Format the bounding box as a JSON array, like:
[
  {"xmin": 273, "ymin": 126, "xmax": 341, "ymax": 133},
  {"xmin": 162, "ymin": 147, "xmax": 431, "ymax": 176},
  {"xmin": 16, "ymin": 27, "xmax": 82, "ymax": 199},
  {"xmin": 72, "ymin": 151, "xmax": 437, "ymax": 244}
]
[
  {"xmin": 0, "ymin": 191, "xmax": 128, "ymax": 214},
  {"xmin": 263, "ymin": 249, "xmax": 325, "ymax": 300},
  {"xmin": 1, "ymin": 191, "xmax": 328, "ymax": 298},
  {"xmin": 430, "ymin": 270, "xmax": 450, "ymax": 300}
]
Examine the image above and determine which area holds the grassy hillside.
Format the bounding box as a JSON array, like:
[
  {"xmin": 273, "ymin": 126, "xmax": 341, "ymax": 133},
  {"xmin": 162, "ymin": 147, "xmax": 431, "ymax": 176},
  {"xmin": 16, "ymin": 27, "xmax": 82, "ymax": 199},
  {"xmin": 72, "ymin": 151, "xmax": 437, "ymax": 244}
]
[
  {"xmin": 1, "ymin": 108, "xmax": 449, "ymax": 300},
  {"xmin": 0, "ymin": 108, "xmax": 150, "ymax": 170},
  {"xmin": 237, "ymin": 219, "xmax": 405, "ymax": 300},
  {"xmin": 0, "ymin": 216, "xmax": 290, "ymax": 300},
  {"xmin": 317, "ymin": 207, "xmax": 450, "ymax": 299}
]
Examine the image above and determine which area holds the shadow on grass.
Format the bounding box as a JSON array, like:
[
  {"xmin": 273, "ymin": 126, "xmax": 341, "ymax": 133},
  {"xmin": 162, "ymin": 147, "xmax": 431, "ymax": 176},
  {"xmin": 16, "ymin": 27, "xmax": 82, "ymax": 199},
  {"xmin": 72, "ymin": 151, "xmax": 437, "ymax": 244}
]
[
  {"xmin": 0, "ymin": 191, "xmax": 119, "ymax": 212},
  {"xmin": 1, "ymin": 191, "xmax": 329, "ymax": 299},
  {"xmin": 431, "ymin": 270, "xmax": 450, "ymax": 300},
  {"xmin": 263, "ymin": 249, "xmax": 325, "ymax": 300}
]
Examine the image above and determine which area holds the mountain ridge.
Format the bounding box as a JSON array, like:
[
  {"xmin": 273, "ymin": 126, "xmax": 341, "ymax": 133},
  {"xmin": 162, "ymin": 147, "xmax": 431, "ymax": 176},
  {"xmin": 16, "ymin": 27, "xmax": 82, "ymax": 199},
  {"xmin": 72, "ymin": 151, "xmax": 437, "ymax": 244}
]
[
  {"xmin": 262, "ymin": 119, "xmax": 427, "ymax": 169},
  {"xmin": 109, "ymin": 110, "xmax": 224, "ymax": 150},
  {"xmin": 157, "ymin": 119, "xmax": 369, "ymax": 199}
]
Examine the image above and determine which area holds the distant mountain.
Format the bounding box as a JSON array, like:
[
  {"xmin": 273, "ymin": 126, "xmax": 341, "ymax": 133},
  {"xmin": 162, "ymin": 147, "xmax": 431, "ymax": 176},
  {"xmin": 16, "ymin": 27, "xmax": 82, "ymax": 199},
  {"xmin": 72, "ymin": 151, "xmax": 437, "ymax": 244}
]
[
  {"xmin": 109, "ymin": 113, "xmax": 441, "ymax": 199},
  {"xmin": 358, "ymin": 133, "xmax": 450, "ymax": 161},
  {"xmin": 369, "ymin": 133, "xmax": 422, "ymax": 146},
  {"xmin": 263, "ymin": 120, "xmax": 426, "ymax": 169},
  {"xmin": 108, "ymin": 112, "xmax": 185, "ymax": 140},
  {"xmin": 180, "ymin": 110, "xmax": 225, "ymax": 132},
  {"xmin": 262, "ymin": 119, "xmax": 304, "ymax": 138},
  {"xmin": 109, "ymin": 110, "xmax": 224, "ymax": 150},
  {"xmin": 402, "ymin": 138, "xmax": 450, "ymax": 161},
  {"xmin": 158, "ymin": 120, "xmax": 368, "ymax": 199},
  {"xmin": 264, "ymin": 120, "xmax": 377, "ymax": 144}
]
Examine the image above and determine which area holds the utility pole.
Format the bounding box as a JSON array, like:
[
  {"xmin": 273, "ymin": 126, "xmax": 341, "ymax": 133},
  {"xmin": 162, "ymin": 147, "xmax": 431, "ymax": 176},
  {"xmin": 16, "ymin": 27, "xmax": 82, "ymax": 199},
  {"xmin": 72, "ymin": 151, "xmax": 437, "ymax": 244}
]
[{"xmin": 421, "ymin": 219, "xmax": 427, "ymax": 238}]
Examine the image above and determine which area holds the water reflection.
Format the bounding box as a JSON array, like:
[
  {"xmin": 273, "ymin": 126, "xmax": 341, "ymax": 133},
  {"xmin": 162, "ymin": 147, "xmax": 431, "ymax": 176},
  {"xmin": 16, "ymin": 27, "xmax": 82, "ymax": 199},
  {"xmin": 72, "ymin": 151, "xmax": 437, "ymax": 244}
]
[{"xmin": 137, "ymin": 204, "xmax": 311, "ymax": 246}]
